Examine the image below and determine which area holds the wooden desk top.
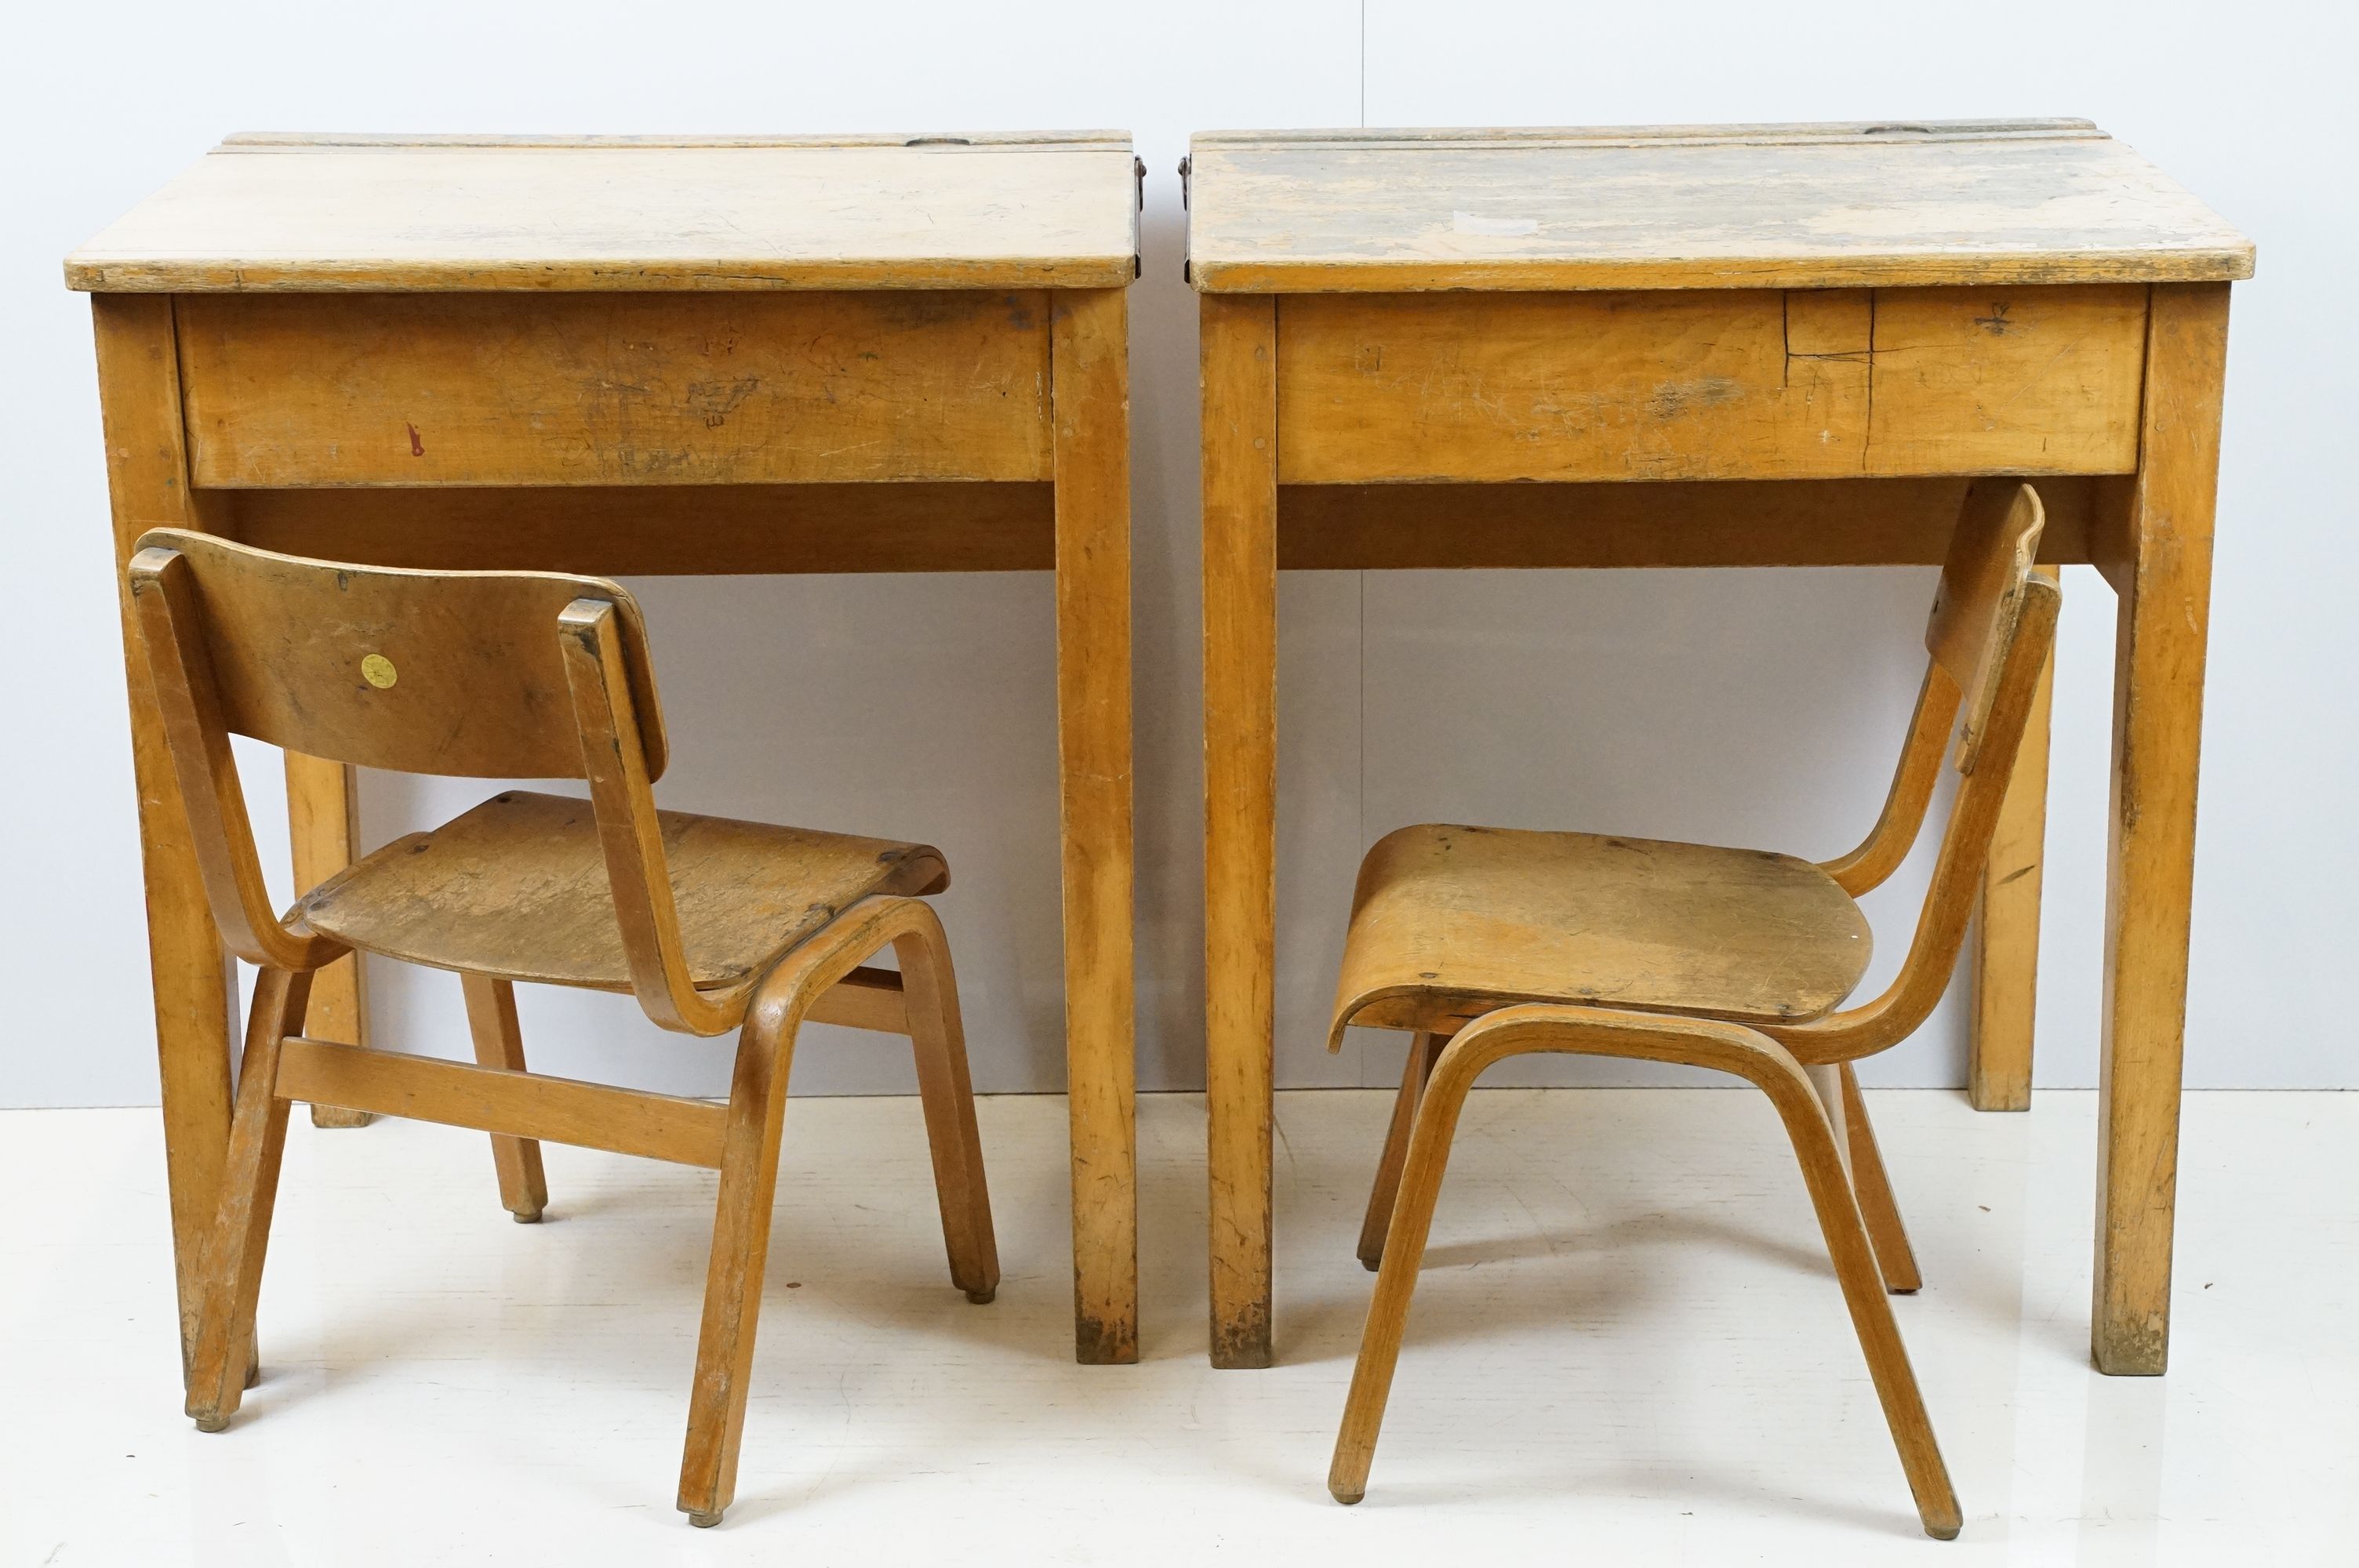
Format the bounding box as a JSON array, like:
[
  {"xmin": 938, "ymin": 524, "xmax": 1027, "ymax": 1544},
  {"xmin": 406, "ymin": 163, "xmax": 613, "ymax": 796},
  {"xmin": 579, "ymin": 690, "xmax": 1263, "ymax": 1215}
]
[
  {"xmin": 1187, "ymin": 120, "xmax": 2252, "ymax": 293},
  {"xmin": 67, "ymin": 132, "xmax": 1141, "ymax": 293}
]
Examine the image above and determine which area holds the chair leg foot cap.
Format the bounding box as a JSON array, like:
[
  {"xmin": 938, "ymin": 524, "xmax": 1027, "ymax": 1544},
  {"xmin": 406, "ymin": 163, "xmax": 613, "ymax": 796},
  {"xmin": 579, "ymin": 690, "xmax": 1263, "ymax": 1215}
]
[
  {"xmin": 686, "ymin": 1511, "xmax": 724, "ymax": 1530},
  {"xmin": 193, "ymin": 1415, "xmax": 231, "ymax": 1434},
  {"xmin": 1924, "ymin": 1519, "xmax": 1961, "ymax": 1541},
  {"xmin": 511, "ymin": 1210, "xmax": 545, "ymax": 1225},
  {"xmin": 1329, "ymin": 1488, "xmax": 1364, "ymax": 1506},
  {"xmin": 965, "ymin": 1287, "xmax": 996, "ymax": 1305}
]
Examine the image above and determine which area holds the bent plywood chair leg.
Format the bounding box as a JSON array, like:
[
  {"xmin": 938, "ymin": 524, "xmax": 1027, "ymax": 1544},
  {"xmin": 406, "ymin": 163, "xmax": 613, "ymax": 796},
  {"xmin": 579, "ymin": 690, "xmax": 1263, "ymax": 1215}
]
[
  {"xmin": 1329, "ymin": 1006, "xmax": 1957, "ymax": 1537},
  {"xmin": 187, "ymin": 966, "xmax": 314, "ymax": 1431},
  {"xmin": 894, "ymin": 907, "xmax": 998, "ymax": 1304},
  {"xmin": 461, "ymin": 972, "xmax": 548, "ymax": 1223},
  {"xmin": 1759, "ymin": 1054, "xmax": 1958, "ymax": 1539},
  {"xmin": 677, "ymin": 982, "xmax": 800, "ymax": 1528},
  {"xmin": 1839, "ymin": 1063, "xmax": 1921, "ymax": 1294},
  {"xmin": 1330, "ymin": 1031, "xmax": 1486, "ymax": 1503},
  {"xmin": 1358, "ymin": 1031, "xmax": 1445, "ymax": 1271}
]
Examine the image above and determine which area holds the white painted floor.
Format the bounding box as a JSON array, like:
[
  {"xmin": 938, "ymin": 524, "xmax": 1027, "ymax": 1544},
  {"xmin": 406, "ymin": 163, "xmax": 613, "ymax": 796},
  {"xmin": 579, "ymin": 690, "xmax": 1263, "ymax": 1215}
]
[{"xmin": 4, "ymin": 1088, "xmax": 2351, "ymax": 1564}]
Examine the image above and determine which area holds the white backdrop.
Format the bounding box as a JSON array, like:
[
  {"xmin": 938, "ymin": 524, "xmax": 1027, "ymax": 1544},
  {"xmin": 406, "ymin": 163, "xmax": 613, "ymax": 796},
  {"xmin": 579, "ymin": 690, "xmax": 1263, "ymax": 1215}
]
[{"xmin": 3, "ymin": 0, "xmax": 2351, "ymax": 1106}]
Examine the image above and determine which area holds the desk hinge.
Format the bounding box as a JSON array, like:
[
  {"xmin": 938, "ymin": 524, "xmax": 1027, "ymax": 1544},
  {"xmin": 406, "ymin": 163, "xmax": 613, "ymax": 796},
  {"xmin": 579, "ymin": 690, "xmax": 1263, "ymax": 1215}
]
[{"xmin": 1178, "ymin": 155, "xmax": 1191, "ymax": 283}]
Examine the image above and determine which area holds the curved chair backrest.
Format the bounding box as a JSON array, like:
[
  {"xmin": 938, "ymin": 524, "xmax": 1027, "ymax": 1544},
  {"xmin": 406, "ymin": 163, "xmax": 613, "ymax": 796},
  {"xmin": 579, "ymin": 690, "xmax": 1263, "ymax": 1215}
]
[
  {"xmin": 128, "ymin": 528, "xmax": 665, "ymax": 779},
  {"xmin": 1793, "ymin": 481, "xmax": 2060, "ymax": 1061},
  {"xmin": 125, "ymin": 531, "xmax": 734, "ymax": 1033}
]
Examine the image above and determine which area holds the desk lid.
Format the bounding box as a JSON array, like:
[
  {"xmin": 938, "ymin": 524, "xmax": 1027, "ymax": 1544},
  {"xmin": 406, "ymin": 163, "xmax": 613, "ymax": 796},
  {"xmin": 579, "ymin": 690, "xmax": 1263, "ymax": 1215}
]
[
  {"xmin": 1186, "ymin": 120, "xmax": 2252, "ymax": 292},
  {"xmin": 67, "ymin": 132, "xmax": 1141, "ymax": 292}
]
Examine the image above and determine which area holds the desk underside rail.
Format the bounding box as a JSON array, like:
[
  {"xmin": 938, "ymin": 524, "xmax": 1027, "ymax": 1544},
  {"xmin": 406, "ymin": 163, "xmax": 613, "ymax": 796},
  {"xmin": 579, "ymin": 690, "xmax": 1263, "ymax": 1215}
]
[{"xmin": 217, "ymin": 475, "xmax": 2105, "ymax": 577}]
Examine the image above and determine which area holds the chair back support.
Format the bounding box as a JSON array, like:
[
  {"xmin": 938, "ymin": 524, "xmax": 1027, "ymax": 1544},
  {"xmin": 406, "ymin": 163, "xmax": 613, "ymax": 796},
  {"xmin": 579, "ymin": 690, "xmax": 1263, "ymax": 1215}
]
[
  {"xmin": 1791, "ymin": 481, "xmax": 2059, "ymax": 1061},
  {"xmin": 1925, "ymin": 482, "xmax": 2047, "ymax": 776},
  {"xmin": 125, "ymin": 532, "xmax": 731, "ymax": 1031},
  {"xmin": 129, "ymin": 528, "xmax": 667, "ymax": 779}
]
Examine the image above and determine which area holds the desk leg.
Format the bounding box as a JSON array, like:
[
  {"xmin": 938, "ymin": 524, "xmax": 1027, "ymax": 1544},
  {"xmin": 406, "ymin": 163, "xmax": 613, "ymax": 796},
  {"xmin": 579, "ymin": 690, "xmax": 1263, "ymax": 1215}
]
[
  {"xmin": 1968, "ymin": 566, "xmax": 2057, "ymax": 1112},
  {"xmin": 1200, "ymin": 295, "xmax": 1278, "ymax": 1368},
  {"xmin": 2092, "ymin": 281, "xmax": 2229, "ymax": 1376},
  {"xmin": 1052, "ymin": 289, "xmax": 1139, "ymax": 1364},
  {"xmin": 286, "ymin": 754, "xmax": 373, "ymax": 1127},
  {"xmin": 93, "ymin": 295, "xmax": 235, "ymax": 1388}
]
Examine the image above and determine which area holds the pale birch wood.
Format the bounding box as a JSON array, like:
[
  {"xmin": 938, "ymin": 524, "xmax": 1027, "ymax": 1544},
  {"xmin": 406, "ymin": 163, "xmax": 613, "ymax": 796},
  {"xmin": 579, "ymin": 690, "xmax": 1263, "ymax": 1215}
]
[
  {"xmin": 1841, "ymin": 1063, "xmax": 1923, "ymax": 1294},
  {"xmin": 285, "ymin": 753, "xmax": 373, "ymax": 1128},
  {"xmin": 1051, "ymin": 288, "xmax": 1140, "ymax": 1364},
  {"xmin": 1356, "ymin": 1033, "xmax": 1443, "ymax": 1271},
  {"xmin": 1199, "ymin": 293, "xmax": 1278, "ymax": 1370},
  {"xmin": 1274, "ymin": 287, "xmax": 2144, "ymax": 482},
  {"xmin": 2090, "ymin": 283, "xmax": 2230, "ymax": 1376},
  {"xmin": 1188, "ymin": 122, "xmax": 2251, "ymax": 293},
  {"xmin": 176, "ymin": 292, "xmax": 1054, "ymax": 488},
  {"xmin": 67, "ymin": 135, "xmax": 1139, "ymax": 292},
  {"xmin": 460, "ymin": 975, "xmax": 548, "ymax": 1222},
  {"xmin": 93, "ymin": 295, "xmax": 236, "ymax": 1387},
  {"xmin": 185, "ymin": 967, "xmax": 313, "ymax": 1430},
  {"xmin": 1330, "ymin": 1006, "xmax": 1960, "ymax": 1538},
  {"xmin": 1970, "ymin": 567, "xmax": 2059, "ymax": 1112},
  {"xmin": 274, "ymin": 1036, "xmax": 729, "ymax": 1168}
]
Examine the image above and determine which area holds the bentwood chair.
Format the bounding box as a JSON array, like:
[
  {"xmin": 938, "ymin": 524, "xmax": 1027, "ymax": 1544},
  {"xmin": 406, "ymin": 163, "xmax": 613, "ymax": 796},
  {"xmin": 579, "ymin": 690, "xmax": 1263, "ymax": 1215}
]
[
  {"xmin": 128, "ymin": 530, "xmax": 998, "ymax": 1528},
  {"xmin": 1323, "ymin": 481, "xmax": 2062, "ymax": 1539}
]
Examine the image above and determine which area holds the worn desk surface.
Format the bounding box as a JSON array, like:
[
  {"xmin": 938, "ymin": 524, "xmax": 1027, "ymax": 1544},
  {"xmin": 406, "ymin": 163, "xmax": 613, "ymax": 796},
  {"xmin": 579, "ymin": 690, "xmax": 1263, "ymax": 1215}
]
[
  {"xmin": 1189, "ymin": 120, "xmax": 2248, "ymax": 1375},
  {"xmin": 69, "ymin": 131, "xmax": 1141, "ymax": 292},
  {"xmin": 73, "ymin": 133, "xmax": 1141, "ymax": 1377},
  {"xmin": 1187, "ymin": 119, "xmax": 2251, "ymax": 292}
]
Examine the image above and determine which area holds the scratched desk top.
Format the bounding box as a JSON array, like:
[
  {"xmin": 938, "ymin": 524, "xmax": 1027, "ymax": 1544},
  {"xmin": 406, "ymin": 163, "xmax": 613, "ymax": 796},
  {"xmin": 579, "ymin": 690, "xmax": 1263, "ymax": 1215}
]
[
  {"xmin": 1186, "ymin": 120, "xmax": 2252, "ymax": 292},
  {"xmin": 67, "ymin": 132, "xmax": 1141, "ymax": 293}
]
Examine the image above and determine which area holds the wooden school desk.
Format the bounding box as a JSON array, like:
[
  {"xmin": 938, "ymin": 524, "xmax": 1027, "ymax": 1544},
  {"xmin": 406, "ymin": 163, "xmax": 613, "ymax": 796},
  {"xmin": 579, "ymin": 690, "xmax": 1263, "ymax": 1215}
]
[
  {"xmin": 70, "ymin": 131, "xmax": 1143, "ymax": 1369},
  {"xmin": 1186, "ymin": 120, "xmax": 2252, "ymax": 1371}
]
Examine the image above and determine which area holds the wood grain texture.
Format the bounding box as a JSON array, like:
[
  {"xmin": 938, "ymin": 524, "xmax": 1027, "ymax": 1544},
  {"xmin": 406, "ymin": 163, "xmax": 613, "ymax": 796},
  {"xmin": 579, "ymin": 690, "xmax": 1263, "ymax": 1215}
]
[
  {"xmin": 184, "ymin": 967, "xmax": 312, "ymax": 1431},
  {"xmin": 1274, "ymin": 287, "xmax": 2142, "ymax": 483},
  {"xmin": 1189, "ymin": 122, "xmax": 2252, "ymax": 293},
  {"xmin": 1840, "ymin": 1062, "xmax": 1923, "ymax": 1294},
  {"xmin": 1821, "ymin": 667, "xmax": 1961, "ymax": 898},
  {"xmin": 1051, "ymin": 289, "xmax": 1139, "ymax": 1365},
  {"xmin": 177, "ymin": 292, "xmax": 1054, "ymax": 488},
  {"xmin": 274, "ymin": 1035, "xmax": 729, "ymax": 1168},
  {"xmin": 461, "ymin": 975, "xmax": 549, "ymax": 1222},
  {"xmin": 132, "ymin": 528, "xmax": 667, "ymax": 781},
  {"xmin": 67, "ymin": 135, "xmax": 1140, "ymax": 292},
  {"xmin": 295, "ymin": 790, "xmax": 947, "ymax": 993},
  {"xmin": 1864, "ymin": 289, "xmax": 2147, "ymax": 474},
  {"xmin": 1199, "ymin": 293, "xmax": 1279, "ymax": 1370},
  {"xmin": 1323, "ymin": 486, "xmax": 2060, "ymax": 1082},
  {"xmin": 1329, "ymin": 826, "xmax": 1874, "ymax": 1040},
  {"xmin": 1970, "ymin": 567, "xmax": 2059, "ymax": 1112},
  {"xmin": 285, "ymin": 752, "xmax": 373, "ymax": 1128},
  {"xmin": 1356, "ymin": 1032, "xmax": 1444, "ymax": 1271},
  {"xmin": 1329, "ymin": 1005, "xmax": 1959, "ymax": 1538},
  {"xmin": 92, "ymin": 294, "xmax": 237, "ymax": 1385},
  {"xmin": 2092, "ymin": 283, "xmax": 2230, "ymax": 1377},
  {"xmin": 678, "ymin": 896, "xmax": 991, "ymax": 1526},
  {"xmin": 225, "ymin": 483, "xmax": 1057, "ymax": 575},
  {"xmin": 1777, "ymin": 495, "xmax": 2061, "ymax": 1066}
]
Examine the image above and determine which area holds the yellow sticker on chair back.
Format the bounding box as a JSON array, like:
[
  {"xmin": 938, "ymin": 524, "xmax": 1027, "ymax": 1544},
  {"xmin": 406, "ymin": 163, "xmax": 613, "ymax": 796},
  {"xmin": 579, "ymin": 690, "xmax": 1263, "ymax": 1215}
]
[{"xmin": 359, "ymin": 653, "xmax": 398, "ymax": 690}]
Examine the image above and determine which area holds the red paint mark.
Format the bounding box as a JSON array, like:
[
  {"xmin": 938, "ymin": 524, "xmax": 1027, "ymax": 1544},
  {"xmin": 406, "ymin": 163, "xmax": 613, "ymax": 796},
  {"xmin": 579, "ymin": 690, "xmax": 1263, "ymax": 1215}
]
[{"xmin": 405, "ymin": 422, "xmax": 424, "ymax": 456}]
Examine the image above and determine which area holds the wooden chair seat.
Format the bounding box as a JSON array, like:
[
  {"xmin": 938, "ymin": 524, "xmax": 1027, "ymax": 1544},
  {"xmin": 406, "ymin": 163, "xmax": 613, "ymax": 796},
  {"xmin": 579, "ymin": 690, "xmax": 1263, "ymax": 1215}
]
[
  {"xmin": 1328, "ymin": 822, "xmax": 1872, "ymax": 1044},
  {"xmin": 291, "ymin": 789, "xmax": 950, "ymax": 993}
]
